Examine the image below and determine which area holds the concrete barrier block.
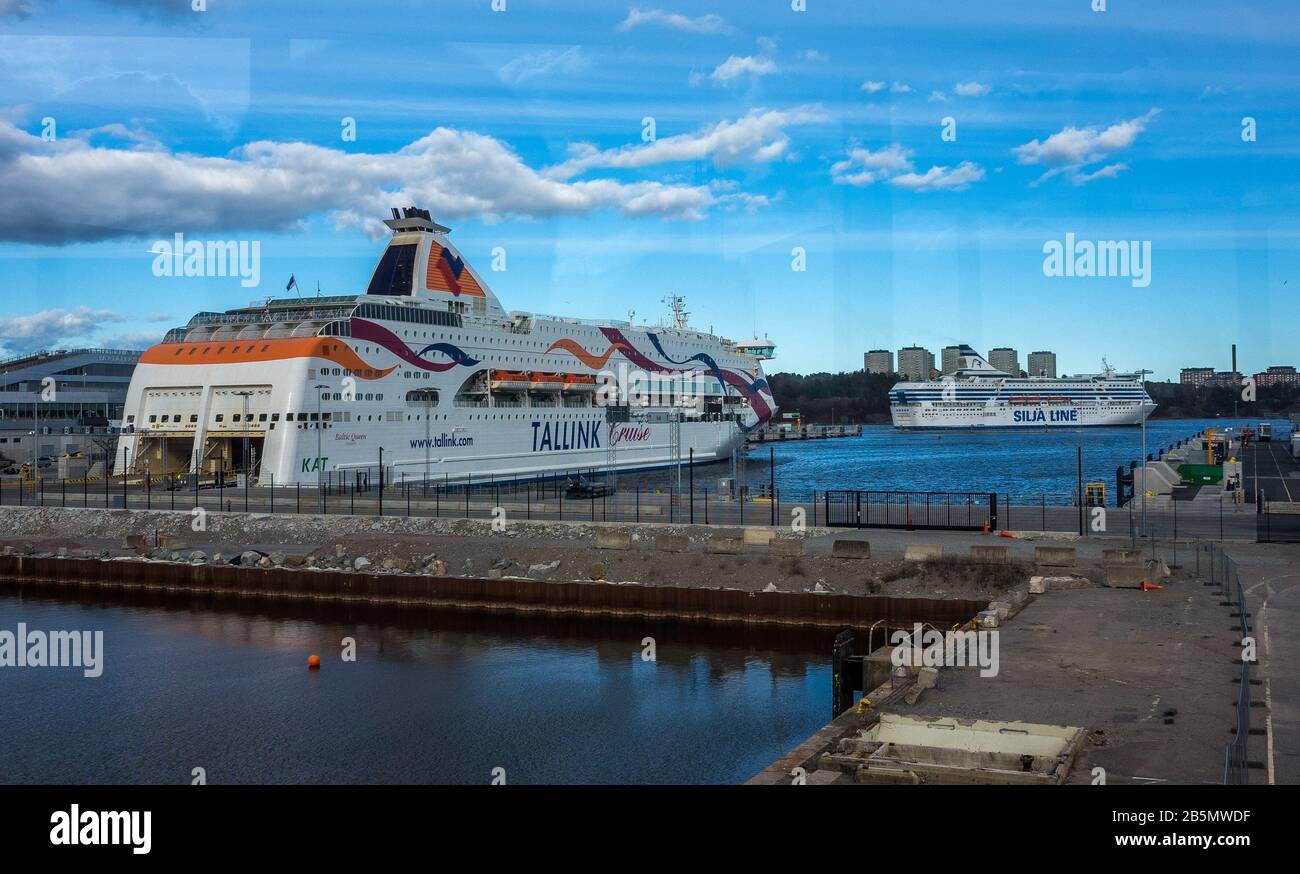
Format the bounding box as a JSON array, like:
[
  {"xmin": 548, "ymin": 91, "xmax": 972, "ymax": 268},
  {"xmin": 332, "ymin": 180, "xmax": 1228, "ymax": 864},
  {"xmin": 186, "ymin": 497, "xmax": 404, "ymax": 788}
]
[
  {"xmin": 768, "ymin": 538, "xmax": 805, "ymax": 557},
  {"xmin": 1103, "ymin": 548, "xmax": 1143, "ymax": 567},
  {"xmin": 707, "ymin": 538, "xmax": 743, "ymax": 555},
  {"xmin": 596, "ymin": 531, "xmax": 631, "ymax": 551},
  {"xmin": 970, "ymin": 544, "xmax": 1009, "ymax": 564},
  {"xmin": 1048, "ymin": 576, "xmax": 1091, "ymax": 590},
  {"xmin": 904, "ymin": 544, "xmax": 943, "ymax": 562},
  {"xmin": 975, "ymin": 609, "xmax": 1000, "ymax": 628},
  {"xmin": 743, "ymin": 528, "xmax": 775, "ymax": 546},
  {"xmin": 1029, "ymin": 575, "xmax": 1046, "ymax": 594},
  {"xmin": 655, "ymin": 535, "xmax": 688, "ymax": 553},
  {"xmin": 988, "ymin": 600, "xmax": 1011, "ymax": 620},
  {"xmin": 1104, "ymin": 565, "xmax": 1148, "ymax": 588},
  {"xmin": 831, "ymin": 539, "xmax": 871, "ymax": 559},
  {"xmin": 1034, "ymin": 546, "xmax": 1076, "ymax": 567}
]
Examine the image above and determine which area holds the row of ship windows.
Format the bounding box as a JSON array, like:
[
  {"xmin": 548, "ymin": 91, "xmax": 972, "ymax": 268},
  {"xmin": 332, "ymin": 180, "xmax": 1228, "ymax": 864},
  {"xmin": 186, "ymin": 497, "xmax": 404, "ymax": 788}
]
[
  {"xmin": 132, "ymin": 411, "xmax": 344, "ymax": 424},
  {"xmin": 132, "ymin": 408, "xmax": 606, "ymax": 426},
  {"xmin": 295, "ymin": 411, "xmax": 606, "ymax": 426}
]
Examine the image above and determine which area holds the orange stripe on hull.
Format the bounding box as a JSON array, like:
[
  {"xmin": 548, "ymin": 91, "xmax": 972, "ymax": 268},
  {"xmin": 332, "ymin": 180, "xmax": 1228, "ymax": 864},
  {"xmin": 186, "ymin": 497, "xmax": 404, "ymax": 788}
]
[
  {"xmin": 544, "ymin": 337, "xmax": 636, "ymax": 369},
  {"xmin": 138, "ymin": 339, "xmax": 395, "ymax": 380}
]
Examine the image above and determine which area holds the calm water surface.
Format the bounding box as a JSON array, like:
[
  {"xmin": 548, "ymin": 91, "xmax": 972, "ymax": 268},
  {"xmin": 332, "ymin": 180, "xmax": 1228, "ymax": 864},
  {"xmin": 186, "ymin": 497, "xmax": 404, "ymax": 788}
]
[
  {"xmin": 0, "ymin": 592, "xmax": 831, "ymax": 785},
  {"xmin": 621, "ymin": 417, "xmax": 1276, "ymax": 501}
]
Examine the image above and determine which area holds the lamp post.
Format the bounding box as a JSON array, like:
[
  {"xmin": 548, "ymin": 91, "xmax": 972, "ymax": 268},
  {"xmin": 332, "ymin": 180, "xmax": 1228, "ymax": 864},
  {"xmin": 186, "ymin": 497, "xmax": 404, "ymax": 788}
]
[{"xmin": 1136, "ymin": 369, "xmax": 1152, "ymax": 544}]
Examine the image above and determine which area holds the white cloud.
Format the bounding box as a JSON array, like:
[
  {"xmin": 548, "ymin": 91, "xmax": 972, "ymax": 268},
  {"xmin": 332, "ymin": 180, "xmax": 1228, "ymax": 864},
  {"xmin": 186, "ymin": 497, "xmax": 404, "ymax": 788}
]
[
  {"xmin": 831, "ymin": 143, "xmax": 984, "ymax": 192},
  {"xmin": 694, "ymin": 55, "xmax": 778, "ymax": 85},
  {"xmin": 1014, "ymin": 109, "xmax": 1159, "ymax": 184},
  {"xmin": 954, "ymin": 81, "xmax": 991, "ymax": 97},
  {"xmin": 860, "ymin": 80, "xmax": 886, "ymax": 94},
  {"xmin": 618, "ymin": 8, "xmax": 730, "ymax": 34},
  {"xmin": 798, "ymin": 49, "xmax": 828, "ymax": 62},
  {"xmin": 548, "ymin": 106, "xmax": 825, "ymax": 179},
  {"xmin": 0, "ymin": 0, "xmax": 33, "ymax": 18},
  {"xmin": 0, "ymin": 307, "xmax": 124, "ymax": 353},
  {"xmin": 97, "ymin": 329, "xmax": 164, "ymax": 350},
  {"xmin": 0, "ymin": 116, "xmax": 760, "ymax": 243},
  {"xmin": 890, "ymin": 82, "xmax": 912, "ymax": 93},
  {"xmin": 890, "ymin": 161, "xmax": 986, "ymax": 192},
  {"xmin": 498, "ymin": 46, "xmax": 589, "ymax": 85},
  {"xmin": 830, "ymin": 144, "xmax": 915, "ymax": 186},
  {"xmin": 928, "ymin": 91, "xmax": 949, "ymax": 103},
  {"xmin": 1071, "ymin": 163, "xmax": 1128, "ymax": 185}
]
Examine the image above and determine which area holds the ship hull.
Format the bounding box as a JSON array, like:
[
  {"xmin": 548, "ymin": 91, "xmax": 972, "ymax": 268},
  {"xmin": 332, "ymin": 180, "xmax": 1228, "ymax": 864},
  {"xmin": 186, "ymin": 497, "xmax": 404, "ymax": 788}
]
[
  {"xmin": 115, "ymin": 317, "xmax": 769, "ymax": 485},
  {"xmin": 890, "ymin": 401, "xmax": 1154, "ymax": 429}
]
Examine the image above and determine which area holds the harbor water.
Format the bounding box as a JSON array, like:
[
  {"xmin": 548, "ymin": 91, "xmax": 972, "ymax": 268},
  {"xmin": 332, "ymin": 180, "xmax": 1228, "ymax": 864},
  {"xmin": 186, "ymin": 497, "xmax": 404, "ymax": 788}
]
[
  {"xmin": 620, "ymin": 417, "xmax": 1270, "ymax": 502},
  {"xmin": 0, "ymin": 591, "xmax": 831, "ymax": 784}
]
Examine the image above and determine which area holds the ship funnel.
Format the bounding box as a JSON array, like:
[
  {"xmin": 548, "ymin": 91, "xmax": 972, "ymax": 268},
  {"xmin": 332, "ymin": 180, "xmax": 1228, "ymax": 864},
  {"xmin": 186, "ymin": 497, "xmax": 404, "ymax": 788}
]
[{"xmin": 383, "ymin": 206, "xmax": 451, "ymax": 235}]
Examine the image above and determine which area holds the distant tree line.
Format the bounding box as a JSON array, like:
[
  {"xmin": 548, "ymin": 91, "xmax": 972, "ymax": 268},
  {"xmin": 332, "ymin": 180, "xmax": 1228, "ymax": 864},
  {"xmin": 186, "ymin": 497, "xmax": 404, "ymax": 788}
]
[
  {"xmin": 1144, "ymin": 381, "xmax": 1300, "ymax": 420},
  {"xmin": 765, "ymin": 371, "xmax": 899, "ymax": 423},
  {"xmin": 766, "ymin": 371, "xmax": 1300, "ymax": 424}
]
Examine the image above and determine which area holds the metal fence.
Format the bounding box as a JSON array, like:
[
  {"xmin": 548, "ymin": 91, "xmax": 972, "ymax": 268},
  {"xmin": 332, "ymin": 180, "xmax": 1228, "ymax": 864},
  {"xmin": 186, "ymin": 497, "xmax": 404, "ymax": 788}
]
[
  {"xmin": 0, "ymin": 474, "xmax": 1263, "ymax": 542},
  {"xmin": 1257, "ymin": 500, "xmax": 1300, "ymax": 543},
  {"xmin": 824, "ymin": 491, "xmax": 995, "ymax": 531},
  {"xmin": 0, "ymin": 472, "xmax": 809, "ymax": 528},
  {"xmin": 1207, "ymin": 543, "xmax": 1254, "ymax": 785}
]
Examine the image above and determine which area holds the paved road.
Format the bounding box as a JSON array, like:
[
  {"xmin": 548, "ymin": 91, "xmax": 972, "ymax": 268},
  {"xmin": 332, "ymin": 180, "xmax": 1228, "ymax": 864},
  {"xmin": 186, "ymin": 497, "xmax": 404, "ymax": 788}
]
[{"xmin": 1242, "ymin": 436, "xmax": 1299, "ymax": 503}]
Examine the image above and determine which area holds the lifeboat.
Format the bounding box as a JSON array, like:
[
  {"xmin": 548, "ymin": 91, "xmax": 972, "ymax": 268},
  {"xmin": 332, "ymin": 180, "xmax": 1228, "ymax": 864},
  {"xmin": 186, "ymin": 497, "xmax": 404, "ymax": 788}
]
[
  {"xmin": 562, "ymin": 373, "xmax": 597, "ymax": 392},
  {"xmin": 489, "ymin": 370, "xmax": 596, "ymax": 392},
  {"xmin": 489, "ymin": 370, "xmax": 535, "ymax": 391},
  {"xmin": 1009, "ymin": 395, "xmax": 1073, "ymax": 406}
]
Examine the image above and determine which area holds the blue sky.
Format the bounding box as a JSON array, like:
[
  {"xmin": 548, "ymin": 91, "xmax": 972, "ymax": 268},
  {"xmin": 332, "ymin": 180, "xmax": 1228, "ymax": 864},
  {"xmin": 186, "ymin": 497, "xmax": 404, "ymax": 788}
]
[{"xmin": 0, "ymin": 0, "xmax": 1297, "ymax": 381}]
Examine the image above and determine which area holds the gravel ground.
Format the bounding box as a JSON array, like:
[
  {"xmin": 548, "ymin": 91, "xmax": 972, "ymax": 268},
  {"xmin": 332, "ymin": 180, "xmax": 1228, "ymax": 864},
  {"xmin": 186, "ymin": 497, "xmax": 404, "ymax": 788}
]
[{"xmin": 0, "ymin": 506, "xmax": 1157, "ymax": 600}]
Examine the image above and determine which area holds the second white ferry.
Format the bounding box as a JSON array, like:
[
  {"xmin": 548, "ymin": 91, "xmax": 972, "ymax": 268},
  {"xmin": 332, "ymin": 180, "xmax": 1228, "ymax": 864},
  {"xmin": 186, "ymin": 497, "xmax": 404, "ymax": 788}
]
[
  {"xmin": 889, "ymin": 345, "xmax": 1155, "ymax": 429},
  {"xmin": 116, "ymin": 208, "xmax": 777, "ymax": 485}
]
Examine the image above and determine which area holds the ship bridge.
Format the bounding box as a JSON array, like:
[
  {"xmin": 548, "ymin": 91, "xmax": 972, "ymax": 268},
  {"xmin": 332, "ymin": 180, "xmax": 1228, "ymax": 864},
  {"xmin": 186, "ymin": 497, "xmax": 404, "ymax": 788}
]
[{"xmin": 735, "ymin": 337, "xmax": 776, "ymax": 360}]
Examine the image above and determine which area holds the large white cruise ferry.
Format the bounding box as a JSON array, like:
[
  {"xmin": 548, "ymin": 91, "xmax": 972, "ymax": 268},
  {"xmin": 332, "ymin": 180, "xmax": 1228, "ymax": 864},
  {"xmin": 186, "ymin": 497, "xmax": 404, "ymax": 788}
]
[
  {"xmin": 116, "ymin": 208, "xmax": 777, "ymax": 485},
  {"xmin": 889, "ymin": 345, "xmax": 1154, "ymax": 429}
]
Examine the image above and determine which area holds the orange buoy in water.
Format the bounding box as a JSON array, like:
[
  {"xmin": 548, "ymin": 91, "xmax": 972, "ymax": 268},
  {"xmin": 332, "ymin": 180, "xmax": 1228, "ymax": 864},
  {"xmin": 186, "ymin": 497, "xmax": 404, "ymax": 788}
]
[{"xmin": 307, "ymin": 654, "xmax": 321, "ymax": 670}]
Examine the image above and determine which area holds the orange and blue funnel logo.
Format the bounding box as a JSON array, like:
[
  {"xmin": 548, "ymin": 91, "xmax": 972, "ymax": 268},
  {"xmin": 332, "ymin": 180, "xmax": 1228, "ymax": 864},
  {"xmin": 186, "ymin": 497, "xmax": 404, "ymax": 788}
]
[{"xmin": 427, "ymin": 246, "xmax": 485, "ymax": 297}]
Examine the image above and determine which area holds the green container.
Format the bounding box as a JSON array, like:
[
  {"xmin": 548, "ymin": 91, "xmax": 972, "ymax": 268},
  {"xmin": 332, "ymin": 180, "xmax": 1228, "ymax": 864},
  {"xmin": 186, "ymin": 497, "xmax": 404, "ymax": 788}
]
[{"xmin": 1177, "ymin": 463, "xmax": 1222, "ymax": 485}]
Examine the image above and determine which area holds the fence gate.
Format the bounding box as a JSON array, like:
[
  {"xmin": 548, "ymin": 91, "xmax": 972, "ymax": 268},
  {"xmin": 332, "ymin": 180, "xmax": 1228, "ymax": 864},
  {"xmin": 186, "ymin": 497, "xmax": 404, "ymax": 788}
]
[
  {"xmin": 824, "ymin": 491, "xmax": 996, "ymax": 531},
  {"xmin": 823, "ymin": 490, "xmax": 861, "ymax": 527}
]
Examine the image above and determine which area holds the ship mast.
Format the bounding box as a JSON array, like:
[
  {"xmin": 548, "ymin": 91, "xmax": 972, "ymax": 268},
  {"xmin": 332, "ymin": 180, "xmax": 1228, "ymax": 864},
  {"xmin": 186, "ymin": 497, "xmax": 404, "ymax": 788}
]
[{"xmin": 663, "ymin": 294, "xmax": 689, "ymax": 329}]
